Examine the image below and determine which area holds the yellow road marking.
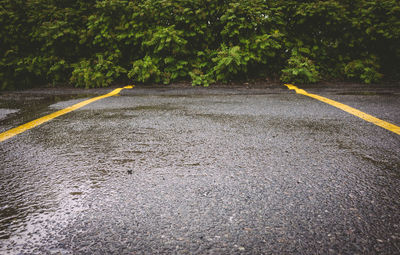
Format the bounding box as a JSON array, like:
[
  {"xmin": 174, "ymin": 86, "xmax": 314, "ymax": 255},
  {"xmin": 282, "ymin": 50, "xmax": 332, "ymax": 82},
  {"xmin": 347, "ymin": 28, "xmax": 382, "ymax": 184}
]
[
  {"xmin": 0, "ymin": 85, "xmax": 134, "ymax": 142},
  {"xmin": 285, "ymin": 84, "xmax": 400, "ymax": 135}
]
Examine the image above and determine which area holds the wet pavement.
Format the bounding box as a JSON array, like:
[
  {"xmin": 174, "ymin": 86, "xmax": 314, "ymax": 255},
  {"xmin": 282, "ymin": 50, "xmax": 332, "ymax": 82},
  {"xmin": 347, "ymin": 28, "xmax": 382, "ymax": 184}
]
[{"xmin": 0, "ymin": 83, "xmax": 399, "ymax": 254}]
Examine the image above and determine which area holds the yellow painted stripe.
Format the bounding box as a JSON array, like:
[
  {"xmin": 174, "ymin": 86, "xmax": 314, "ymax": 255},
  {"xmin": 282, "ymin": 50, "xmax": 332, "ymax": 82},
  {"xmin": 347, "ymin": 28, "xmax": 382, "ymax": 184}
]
[
  {"xmin": 285, "ymin": 84, "xmax": 400, "ymax": 135},
  {"xmin": 0, "ymin": 85, "xmax": 134, "ymax": 142}
]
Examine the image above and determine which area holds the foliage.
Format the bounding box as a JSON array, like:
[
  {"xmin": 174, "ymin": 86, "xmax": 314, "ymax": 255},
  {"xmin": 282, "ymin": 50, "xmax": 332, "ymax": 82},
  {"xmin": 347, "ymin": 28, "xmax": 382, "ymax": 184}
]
[
  {"xmin": 71, "ymin": 54, "xmax": 126, "ymax": 88},
  {"xmin": 127, "ymin": 56, "xmax": 162, "ymax": 84},
  {"xmin": 189, "ymin": 71, "xmax": 214, "ymax": 87},
  {"xmin": 344, "ymin": 56, "xmax": 383, "ymax": 84},
  {"xmin": 1, "ymin": 0, "xmax": 399, "ymax": 89},
  {"xmin": 281, "ymin": 50, "xmax": 320, "ymax": 84},
  {"xmin": 211, "ymin": 45, "xmax": 249, "ymax": 82}
]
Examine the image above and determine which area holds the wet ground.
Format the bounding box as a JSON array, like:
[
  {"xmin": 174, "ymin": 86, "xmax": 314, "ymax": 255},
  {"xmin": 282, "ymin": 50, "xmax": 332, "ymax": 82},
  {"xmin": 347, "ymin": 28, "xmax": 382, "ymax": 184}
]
[{"xmin": 0, "ymin": 83, "xmax": 399, "ymax": 254}]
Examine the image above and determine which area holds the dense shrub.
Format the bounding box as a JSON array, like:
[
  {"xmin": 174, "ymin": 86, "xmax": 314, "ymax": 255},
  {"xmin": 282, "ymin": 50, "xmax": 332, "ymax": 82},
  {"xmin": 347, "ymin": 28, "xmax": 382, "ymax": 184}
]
[
  {"xmin": 1, "ymin": 0, "xmax": 399, "ymax": 89},
  {"xmin": 344, "ymin": 56, "xmax": 383, "ymax": 84},
  {"xmin": 280, "ymin": 50, "xmax": 320, "ymax": 84},
  {"xmin": 70, "ymin": 53, "xmax": 126, "ymax": 88}
]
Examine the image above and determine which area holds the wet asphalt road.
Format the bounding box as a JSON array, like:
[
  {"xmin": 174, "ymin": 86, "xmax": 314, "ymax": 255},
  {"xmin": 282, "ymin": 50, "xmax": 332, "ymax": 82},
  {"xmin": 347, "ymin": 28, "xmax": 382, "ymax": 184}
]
[{"xmin": 0, "ymin": 83, "xmax": 399, "ymax": 254}]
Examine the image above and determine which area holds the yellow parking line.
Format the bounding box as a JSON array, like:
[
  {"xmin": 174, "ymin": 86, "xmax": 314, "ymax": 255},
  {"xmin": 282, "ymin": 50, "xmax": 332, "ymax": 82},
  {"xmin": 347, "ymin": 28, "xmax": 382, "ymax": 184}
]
[
  {"xmin": 0, "ymin": 85, "xmax": 134, "ymax": 142},
  {"xmin": 285, "ymin": 84, "xmax": 400, "ymax": 135}
]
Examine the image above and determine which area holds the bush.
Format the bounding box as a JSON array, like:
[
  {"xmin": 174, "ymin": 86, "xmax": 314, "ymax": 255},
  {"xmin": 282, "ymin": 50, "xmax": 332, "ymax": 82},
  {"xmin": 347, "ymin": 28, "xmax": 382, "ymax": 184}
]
[
  {"xmin": 127, "ymin": 56, "xmax": 162, "ymax": 84},
  {"xmin": 280, "ymin": 50, "xmax": 320, "ymax": 84},
  {"xmin": 71, "ymin": 54, "xmax": 126, "ymax": 88},
  {"xmin": 1, "ymin": 0, "xmax": 399, "ymax": 89},
  {"xmin": 189, "ymin": 71, "xmax": 214, "ymax": 87},
  {"xmin": 211, "ymin": 45, "xmax": 249, "ymax": 82},
  {"xmin": 344, "ymin": 56, "xmax": 383, "ymax": 84}
]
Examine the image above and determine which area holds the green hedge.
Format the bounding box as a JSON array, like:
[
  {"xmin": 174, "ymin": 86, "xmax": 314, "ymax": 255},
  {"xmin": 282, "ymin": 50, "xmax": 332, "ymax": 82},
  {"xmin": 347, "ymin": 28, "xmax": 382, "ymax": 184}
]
[{"xmin": 1, "ymin": 0, "xmax": 399, "ymax": 89}]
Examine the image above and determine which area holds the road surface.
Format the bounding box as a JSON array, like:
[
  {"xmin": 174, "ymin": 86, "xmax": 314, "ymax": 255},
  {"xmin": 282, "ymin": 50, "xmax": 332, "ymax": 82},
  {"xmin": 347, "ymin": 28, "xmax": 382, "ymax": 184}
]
[{"xmin": 0, "ymin": 83, "xmax": 399, "ymax": 254}]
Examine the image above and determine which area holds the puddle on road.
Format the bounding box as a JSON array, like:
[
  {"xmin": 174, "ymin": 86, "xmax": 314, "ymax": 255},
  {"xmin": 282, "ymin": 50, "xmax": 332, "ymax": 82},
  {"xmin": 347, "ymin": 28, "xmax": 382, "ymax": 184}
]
[
  {"xmin": 0, "ymin": 109, "xmax": 19, "ymax": 120},
  {"xmin": 0, "ymin": 93, "xmax": 92, "ymax": 129},
  {"xmin": 0, "ymin": 156, "xmax": 96, "ymax": 251}
]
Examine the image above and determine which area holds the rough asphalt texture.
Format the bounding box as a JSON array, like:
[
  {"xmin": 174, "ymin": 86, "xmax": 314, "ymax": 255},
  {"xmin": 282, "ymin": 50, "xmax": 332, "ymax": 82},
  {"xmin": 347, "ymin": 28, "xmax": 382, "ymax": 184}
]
[{"xmin": 0, "ymin": 83, "xmax": 399, "ymax": 254}]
